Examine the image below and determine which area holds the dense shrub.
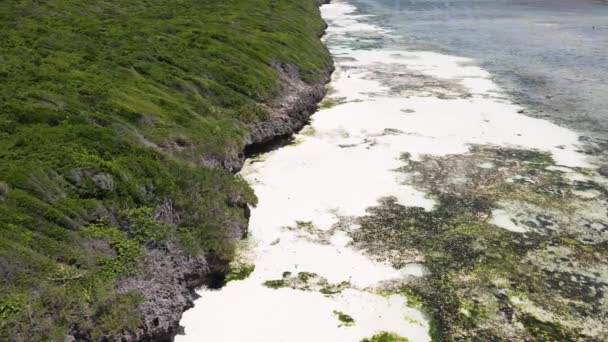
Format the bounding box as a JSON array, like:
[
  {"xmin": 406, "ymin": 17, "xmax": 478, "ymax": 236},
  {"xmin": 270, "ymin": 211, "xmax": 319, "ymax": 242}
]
[{"xmin": 0, "ymin": 0, "xmax": 330, "ymax": 339}]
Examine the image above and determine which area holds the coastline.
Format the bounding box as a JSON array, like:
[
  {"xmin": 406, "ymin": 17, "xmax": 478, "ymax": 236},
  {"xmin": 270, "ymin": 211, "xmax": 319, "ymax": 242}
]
[
  {"xmin": 3, "ymin": 0, "xmax": 605, "ymax": 340},
  {"xmin": 108, "ymin": 2, "xmax": 335, "ymax": 341}
]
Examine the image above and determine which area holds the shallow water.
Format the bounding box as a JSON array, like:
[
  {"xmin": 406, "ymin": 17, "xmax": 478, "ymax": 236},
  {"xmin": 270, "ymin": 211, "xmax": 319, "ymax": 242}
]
[
  {"xmin": 176, "ymin": 1, "xmax": 598, "ymax": 340},
  {"xmin": 352, "ymin": 0, "xmax": 608, "ymax": 134}
]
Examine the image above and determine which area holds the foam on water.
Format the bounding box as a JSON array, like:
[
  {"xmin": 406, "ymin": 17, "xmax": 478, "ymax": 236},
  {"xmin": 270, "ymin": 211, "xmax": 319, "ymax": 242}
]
[{"xmin": 177, "ymin": 1, "xmax": 590, "ymax": 340}]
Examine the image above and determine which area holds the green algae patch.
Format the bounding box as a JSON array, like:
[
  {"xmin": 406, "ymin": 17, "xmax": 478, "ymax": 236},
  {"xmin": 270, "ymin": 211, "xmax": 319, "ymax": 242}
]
[
  {"xmin": 398, "ymin": 287, "xmax": 424, "ymax": 310},
  {"xmin": 360, "ymin": 332, "xmax": 409, "ymax": 342},
  {"xmin": 559, "ymin": 237, "xmax": 593, "ymax": 253},
  {"xmin": 348, "ymin": 146, "xmax": 608, "ymax": 340},
  {"xmin": 226, "ymin": 263, "xmax": 255, "ymax": 282},
  {"xmin": 263, "ymin": 271, "xmax": 350, "ymax": 295},
  {"xmin": 319, "ymin": 281, "xmax": 350, "ymax": 295},
  {"xmin": 225, "ymin": 240, "xmax": 256, "ymax": 282},
  {"xmin": 300, "ymin": 126, "xmax": 317, "ymax": 137},
  {"xmin": 319, "ymin": 96, "xmax": 346, "ymax": 110},
  {"xmin": 333, "ymin": 310, "xmax": 355, "ymax": 327},
  {"xmin": 519, "ymin": 313, "xmax": 577, "ymax": 341},
  {"xmin": 263, "ymin": 279, "xmax": 288, "ymax": 289},
  {"xmin": 283, "ymin": 220, "xmax": 335, "ymax": 244}
]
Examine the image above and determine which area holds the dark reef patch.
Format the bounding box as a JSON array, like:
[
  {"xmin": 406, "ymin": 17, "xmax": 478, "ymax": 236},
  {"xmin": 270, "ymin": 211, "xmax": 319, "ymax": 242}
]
[{"xmin": 347, "ymin": 146, "xmax": 608, "ymax": 340}]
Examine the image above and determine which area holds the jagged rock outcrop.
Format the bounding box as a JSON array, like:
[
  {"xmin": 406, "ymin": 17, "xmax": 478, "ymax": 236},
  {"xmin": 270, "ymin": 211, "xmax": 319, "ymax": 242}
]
[
  {"xmin": 246, "ymin": 60, "xmax": 332, "ymax": 152},
  {"xmin": 111, "ymin": 245, "xmax": 211, "ymax": 342},
  {"xmin": 206, "ymin": 59, "xmax": 333, "ymax": 173}
]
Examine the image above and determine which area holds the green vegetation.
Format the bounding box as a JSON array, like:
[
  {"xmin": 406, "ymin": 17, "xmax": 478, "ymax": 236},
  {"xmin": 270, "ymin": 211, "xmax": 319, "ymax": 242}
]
[
  {"xmin": 351, "ymin": 147, "xmax": 608, "ymax": 340},
  {"xmin": 0, "ymin": 0, "xmax": 330, "ymax": 339},
  {"xmin": 263, "ymin": 279, "xmax": 288, "ymax": 289},
  {"xmin": 360, "ymin": 332, "xmax": 409, "ymax": 342},
  {"xmin": 263, "ymin": 271, "xmax": 350, "ymax": 295},
  {"xmin": 225, "ymin": 262, "xmax": 255, "ymax": 282},
  {"xmin": 284, "ymin": 220, "xmax": 334, "ymax": 244},
  {"xmin": 319, "ymin": 96, "xmax": 345, "ymax": 109},
  {"xmin": 333, "ymin": 310, "xmax": 355, "ymax": 327}
]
